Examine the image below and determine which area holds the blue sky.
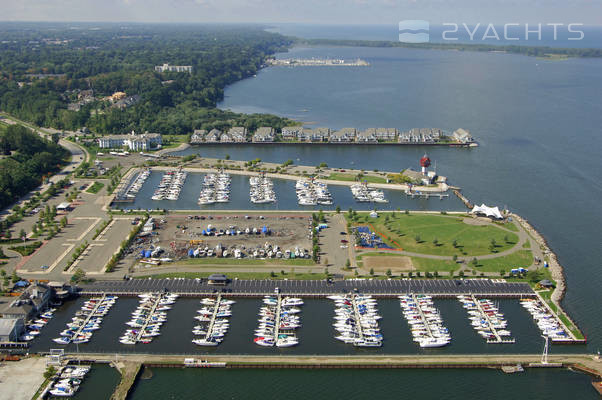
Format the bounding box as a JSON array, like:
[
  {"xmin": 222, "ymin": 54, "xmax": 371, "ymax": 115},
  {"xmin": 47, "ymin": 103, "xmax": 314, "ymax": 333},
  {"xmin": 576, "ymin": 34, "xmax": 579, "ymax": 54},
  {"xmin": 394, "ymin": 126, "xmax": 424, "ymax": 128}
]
[{"xmin": 2, "ymin": 0, "xmax": 602, "ymax": 25}]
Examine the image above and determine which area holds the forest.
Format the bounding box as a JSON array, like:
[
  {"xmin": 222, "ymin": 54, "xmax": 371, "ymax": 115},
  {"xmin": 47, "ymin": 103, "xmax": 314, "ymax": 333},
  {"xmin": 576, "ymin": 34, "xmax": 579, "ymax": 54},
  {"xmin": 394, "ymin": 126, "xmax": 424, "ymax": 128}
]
[
  {"xmin": 0, "ymin": 124, "xmax": 69, "ymax": 210},
  {"xmin": 0, "ymin": 23, "xmax": 296, "ymax": 135}
]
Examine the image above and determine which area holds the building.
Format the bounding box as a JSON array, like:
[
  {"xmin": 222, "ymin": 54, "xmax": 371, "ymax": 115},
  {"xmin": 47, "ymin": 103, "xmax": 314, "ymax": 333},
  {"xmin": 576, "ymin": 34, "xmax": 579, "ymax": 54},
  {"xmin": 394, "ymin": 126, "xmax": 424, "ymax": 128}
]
[
  {"xmin": 298, "ymin": 127, "xmax": 330, "ymax": 142},
  {"xmin": 227, "ymin": 127, "xmax": 248, "ymax": 142},
  {"xmin": 330, "ymin": 128, "xmax": 356, "ymax": 143},
  {"xmin": 204, "ymin": 129, "xmax": 221, "ymax": 143},
  {"xmin": 252, "ymin": 127, "xmax": 275, "ymax": 142},
  {"xmin": 281, "ymin": 126, "xmax": 302, "ymax": 141},
  {"xmin": 452, "ymin": 128, "xmax": 474, "ymax": 144},
  {"xmin": 375, "ymin": 128, "xmax": 398, "ymax": 141},
  {"xmin": 356, "ymin": 129, "xmax": 377, "ymax": 143},
  {"xmin": 98, "ymin": 133, "xmax": 162, "ymax": 151},
  {"xmin": 0, "ymin": 318, "xmax": 24, "ymax": 342},
  {"xmin": 0, "ymin": 283, "xmax": 53, "ymax": 321},
  {"xmin": 219, "ymin": 132, "xmax": 233, "ymax": 143},
  {"xmin": 113, "ymin": 95, "xmax": 141, "ymax": 109},
  {"xmin": 190, "ymin": 130, "xmax": 206, "ymax": 144},
  {"xmin": 207, "ymin": 274, "xmax": 228, "ymax": 285},
  {"xmin": 155, "ymin": 63, "xmax": 193, "ymax": 73}
]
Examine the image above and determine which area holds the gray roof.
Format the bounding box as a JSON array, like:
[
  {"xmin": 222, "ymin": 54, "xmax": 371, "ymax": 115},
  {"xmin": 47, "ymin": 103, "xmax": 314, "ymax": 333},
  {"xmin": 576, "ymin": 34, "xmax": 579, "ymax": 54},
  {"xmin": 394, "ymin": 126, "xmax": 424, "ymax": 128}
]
[
  {"xmin": 0, "ymin": 318, "xmax": 21, "ymax": 336},
  {"xmin": 208, "ymin": 274, "xmax": 228, "ymax": 281}
]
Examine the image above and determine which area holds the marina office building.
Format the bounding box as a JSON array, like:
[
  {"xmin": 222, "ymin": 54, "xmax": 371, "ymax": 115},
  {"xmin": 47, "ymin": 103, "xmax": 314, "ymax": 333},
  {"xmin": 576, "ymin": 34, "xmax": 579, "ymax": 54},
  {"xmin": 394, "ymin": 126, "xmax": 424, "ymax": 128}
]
[{"xmin": 98, "ymin": 132, "xmax": 163, "ymax": 151}]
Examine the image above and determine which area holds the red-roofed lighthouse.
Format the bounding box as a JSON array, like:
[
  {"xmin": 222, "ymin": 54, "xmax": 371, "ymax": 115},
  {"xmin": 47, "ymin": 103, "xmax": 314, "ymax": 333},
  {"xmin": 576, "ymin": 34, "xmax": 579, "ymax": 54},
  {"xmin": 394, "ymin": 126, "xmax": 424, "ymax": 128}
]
[{"xmin": 420, "ymin": 154, "xmax": 431, "ymax": 174}]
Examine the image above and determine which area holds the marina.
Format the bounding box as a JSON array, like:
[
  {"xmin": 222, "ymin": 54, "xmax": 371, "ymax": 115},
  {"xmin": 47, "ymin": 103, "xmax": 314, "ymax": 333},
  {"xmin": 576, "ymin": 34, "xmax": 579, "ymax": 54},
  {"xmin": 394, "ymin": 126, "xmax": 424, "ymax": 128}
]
[
  {"xmin": 114, "ymin": 170, "xmax": 464, "ymax": 211},
  {"xmin": 193, "ymin": 295, "xmax": 233, "ymax": 346},
  {"xmin": 254, "ymin": 295, "xmax": 303, "ymax": 347},
  {"xmin": 400, "ymin": 294, "xmax": 451, "ymax": 348},
  {"xmin": 120, "ymin": 169, "xmax": 151, "ymax": 200},
  {"xmin": 296, "ymin": 179, "xmax": 333, "ymax": 206},
  {"xmin": 52, "ymin": 295, "xmax": 116, "ymax": 345},
  {"xmin": 198, "ymin": 172, "xmax": 231, "ymax": 205},
  {"xmin": 151, "ymin": 170, "xmax": 187, "ymax": 201},
  {"xmin": 458, "ymin": 295, "xmax": 515, "ymax": 344},
  {"xmin": 350, "ymin": 183, "xmax": 388, "ymax": 203},
  {"xmin": 249, "ymin": 174, "xmax": 276, "ymax": 204},
  {"xmin": 520, "ymin": 298, "xmax": 570, "ymax": 342},
  {"xmin": 331, "ymin": 294, "xmax": 383, "ymax": 347},
  {"xmin": 119, "ymin": 293, "xmax": 178, "ymax": 345}
]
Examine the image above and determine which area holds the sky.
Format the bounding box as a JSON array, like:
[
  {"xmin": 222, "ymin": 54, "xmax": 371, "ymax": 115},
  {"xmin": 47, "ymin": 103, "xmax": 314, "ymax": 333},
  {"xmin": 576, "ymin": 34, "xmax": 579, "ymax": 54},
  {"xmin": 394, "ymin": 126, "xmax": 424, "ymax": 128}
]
[{"xmin": 1, "ymin": 0, "xmax": 602, "ymax": 25}]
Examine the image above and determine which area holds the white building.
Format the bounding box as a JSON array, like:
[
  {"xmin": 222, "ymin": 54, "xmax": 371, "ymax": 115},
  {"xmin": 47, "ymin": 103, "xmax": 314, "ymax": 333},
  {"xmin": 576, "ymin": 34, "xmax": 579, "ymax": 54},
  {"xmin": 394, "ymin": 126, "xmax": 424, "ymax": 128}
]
[
  {"xmin": 452, "ymin": 128, "xmax": 474, "ymax": 143},
  {"xmin": 252, "ymin": 127, "xmax": 275, "ymax": 142},
  {"xmin": 98, "ymin": 133, "xmax": 162, "ymax": 151},
  {"xmin": 155, "ymin": 64, "xmax": 193, "ymax": 73},
  {"xmin": 227, "ymin": 127, "xmax": 248, "ymax": 142}
]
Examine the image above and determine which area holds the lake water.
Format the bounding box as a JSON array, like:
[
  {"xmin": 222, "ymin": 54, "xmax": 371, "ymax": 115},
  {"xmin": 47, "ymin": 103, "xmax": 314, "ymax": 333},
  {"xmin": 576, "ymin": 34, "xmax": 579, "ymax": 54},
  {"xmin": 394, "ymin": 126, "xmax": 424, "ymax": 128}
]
[
  {"xmin": 31, "ymin": 297, "xmax": 580, "ymax": 356},
  {"xmin": 119, "ymin": 171, "xmax": 464, "ymax": 211},
  {"xmin": 204, "ymin": 45, "xmax": 602, "ymax": 353},
  {"xmin": 129, "ymin": 367, "xmax": 599, "ymax": 400}
]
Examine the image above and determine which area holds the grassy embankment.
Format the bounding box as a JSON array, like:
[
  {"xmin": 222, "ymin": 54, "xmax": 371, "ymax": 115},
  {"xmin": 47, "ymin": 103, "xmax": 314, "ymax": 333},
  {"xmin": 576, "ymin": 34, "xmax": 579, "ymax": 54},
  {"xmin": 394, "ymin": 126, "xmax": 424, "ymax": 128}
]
[
  {"xmin": 327, "ymin": 173, "xmax": 387, "ymax": 184},
  {"xmin": 139, "ymin": 271, "xmax": 328, "ymax": 280},
  {"xmin": 85, "ymin": 181, "xmax": 105, "ymax": 194}
]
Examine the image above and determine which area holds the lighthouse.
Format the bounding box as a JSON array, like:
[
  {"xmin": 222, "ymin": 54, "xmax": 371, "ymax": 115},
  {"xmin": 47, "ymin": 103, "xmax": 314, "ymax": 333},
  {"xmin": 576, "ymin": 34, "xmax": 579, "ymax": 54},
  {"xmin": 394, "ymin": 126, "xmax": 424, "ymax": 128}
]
[{"xmin": 420, "ymin": 154, "xmax": 431, "ymax": 175}]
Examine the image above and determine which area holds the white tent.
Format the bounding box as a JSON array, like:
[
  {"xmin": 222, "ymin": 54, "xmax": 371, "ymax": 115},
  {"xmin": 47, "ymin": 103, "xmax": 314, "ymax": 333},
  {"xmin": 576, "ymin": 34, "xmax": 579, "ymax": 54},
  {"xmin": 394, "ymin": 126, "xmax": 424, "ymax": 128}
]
[{"xmin": 470, "ymin": 204, "xmax": 503, "ymax": 219}]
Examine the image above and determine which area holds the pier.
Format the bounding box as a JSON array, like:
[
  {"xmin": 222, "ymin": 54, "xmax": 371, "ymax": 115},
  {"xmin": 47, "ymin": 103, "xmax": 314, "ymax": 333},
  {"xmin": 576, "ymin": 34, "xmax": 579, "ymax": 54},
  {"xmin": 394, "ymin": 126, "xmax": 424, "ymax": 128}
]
[
  {"xmin": 204, "ymin": 294, "xmax": 222, "ymax": 342},
  {"xmin": 350, "ymin": 295, "xmax": 365, "ymax": 342},
  {"xmin": 470, "ymin": 295, "xmax": 515, "ymax": 344},
  {"xmin": 273, "ymin": 294, "xmax": 282, "ymax": 341},
  {"xmin": 72, "ymin": 294, "xmax": 107, "ymax": 340},
  {"xmin": 412, "ymin": 294, "xmax": 435, "ymax": 340},
  {"xmin": 134, "ymin": 294, "xmax": 162, "ymax": 344}
]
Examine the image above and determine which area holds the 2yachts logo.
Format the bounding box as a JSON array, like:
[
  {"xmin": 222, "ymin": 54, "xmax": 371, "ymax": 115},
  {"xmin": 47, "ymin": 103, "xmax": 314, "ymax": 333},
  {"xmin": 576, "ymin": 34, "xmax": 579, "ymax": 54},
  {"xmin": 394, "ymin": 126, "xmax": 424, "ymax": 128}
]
[{"xmin": 399, "ymin": 21, "xmax": 585, "ymax": 43}]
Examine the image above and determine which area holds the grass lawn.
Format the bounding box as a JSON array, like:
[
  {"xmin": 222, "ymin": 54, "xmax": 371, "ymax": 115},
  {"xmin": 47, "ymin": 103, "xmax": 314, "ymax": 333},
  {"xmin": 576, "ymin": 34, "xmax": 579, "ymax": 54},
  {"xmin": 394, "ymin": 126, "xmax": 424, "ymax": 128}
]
[
  {"xmin": 174, "ymin": 258, "xmax": 315, "ymax": 266},
  {"xmin": 538, "ymin": 289, "xmax": 585, "ymax": 339},
  {"xmin": 469, "ymin": 250, "xmax": 533, "ymax": 273},
  {"xmin": 327, "ymin": 173, "xmax": 387, "ymax": 184},
  {"xmin": 410, "ymin": 257, "xmax": 460, "ymax": 272},
  {"xmin": 352, "ymin": 214, "xmax": 519, "ymax": 257},
  {"xmin": 9, "ymin": 241, "xmax": 43, "ymax": 256},
  {"xmin": 141, "ymin": 271, "xmax": 328, "ymax": 280},
  {"xmin": 85, "ymin": 181, "xmax": 105, "ymax": 194}
]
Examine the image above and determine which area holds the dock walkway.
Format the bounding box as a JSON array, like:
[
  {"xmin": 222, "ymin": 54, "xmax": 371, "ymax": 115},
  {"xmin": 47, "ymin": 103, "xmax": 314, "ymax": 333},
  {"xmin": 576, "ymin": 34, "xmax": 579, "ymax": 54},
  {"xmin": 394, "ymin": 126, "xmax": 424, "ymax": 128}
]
[
  {"xmin": 73, "ymin": 293, "xmax": 107, "ymax": 340},
  {"xmin": 351, "ymin": 295, "xmax": 365, "ymax": 341},
  {"xmin": 134, "ymin": 295, "xmax": 162, "ymax": 343},
  {"xmin": 204, "ymin": 293, "xmax": 222, "ymax": 342},
  {"xmin": 470, "ymin": 295, "xmax": 514, "ymax": 344}
]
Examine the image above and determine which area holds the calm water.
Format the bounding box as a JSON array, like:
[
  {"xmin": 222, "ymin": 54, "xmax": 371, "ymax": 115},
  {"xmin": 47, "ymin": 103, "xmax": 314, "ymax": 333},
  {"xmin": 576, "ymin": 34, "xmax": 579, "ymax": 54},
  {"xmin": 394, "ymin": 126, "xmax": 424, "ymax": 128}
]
[
  {"xmin": 129, "ymin": 368, "xmax": 599, "ymax": 400},
  {"xmin": 31, "ymin": 297, "xmax": 580, "ymax": 355},
  {"xmin": 202, "ymin": 45, "xmax": 602, "ymax": 353},
  {"xmin": 49, "ymin": 364, "xmax": 120, "ymax": 400},
  {"xmin": 119, "ymin": 171, "xmax": 464, "ymax": 211}
]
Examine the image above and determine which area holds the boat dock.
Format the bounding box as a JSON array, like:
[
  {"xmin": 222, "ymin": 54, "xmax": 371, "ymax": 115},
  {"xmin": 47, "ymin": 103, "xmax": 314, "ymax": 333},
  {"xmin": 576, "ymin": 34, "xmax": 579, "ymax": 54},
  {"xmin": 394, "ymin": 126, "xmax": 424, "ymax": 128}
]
[
  {"xmin": 204, "ymin": 294, "xmax": 222, "ymax": 342},
  {"xmin": 470, "ymin": 295, "xmax": 515, "ymax": 344},
  {"xmin": 72, "ymin": 294, "xmax": 107, "ymax": 340},
  {"xmin": 273, "ymin": 294, "xmax": 282, "ymax": 341},
  {"xmin": 452, "ymin": 189, "xmax": 473, "ymax": 209},
  {"xmin": 134, "ymin": 295, "xmax": 162, "ymax": 343},
  {"xmin": 405, "ymin": 191, "xmax": 449, "ymax": 200},
  {"xmin": 350, "ymin": 295, "xmax": 365, "ymax": 342}
]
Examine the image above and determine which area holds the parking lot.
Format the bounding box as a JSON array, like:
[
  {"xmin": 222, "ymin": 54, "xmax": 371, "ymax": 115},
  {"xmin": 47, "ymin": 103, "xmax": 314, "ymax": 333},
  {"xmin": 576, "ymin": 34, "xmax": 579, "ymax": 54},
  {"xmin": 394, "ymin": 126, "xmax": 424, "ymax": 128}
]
[
  {"xmin": 80, "ymin": 278, "xmax": 534, "ymax": 297},
  {"xmin": 125, "ymin": 213, "xmax": 313, "ymax": 262}
]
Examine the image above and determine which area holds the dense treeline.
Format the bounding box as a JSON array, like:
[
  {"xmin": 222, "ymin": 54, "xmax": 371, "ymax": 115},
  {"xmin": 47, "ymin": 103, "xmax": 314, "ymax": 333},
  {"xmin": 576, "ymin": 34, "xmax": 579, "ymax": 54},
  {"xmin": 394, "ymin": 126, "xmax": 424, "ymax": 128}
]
[
  {"xmin": 297, "ymin": 38, "xmax": 602, "ymax": 58},
  {"xmin": 0, "ymin": 124, "xmax": 69, "ymax": 209},
  {"xmin": 0, "ymin": 23, "xmax": 296, "ymax": 134}
]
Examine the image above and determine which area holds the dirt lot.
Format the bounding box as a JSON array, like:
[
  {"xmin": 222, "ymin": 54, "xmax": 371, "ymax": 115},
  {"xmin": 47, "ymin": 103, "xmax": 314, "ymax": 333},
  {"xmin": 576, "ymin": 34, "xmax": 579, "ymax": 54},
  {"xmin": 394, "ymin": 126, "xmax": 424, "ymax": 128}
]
[
  {"xmin": 362, "ymin": 255, "xmax": 415, "ymax": 272},
  {"xmin": 127, "ymin": 213, "xmax": 313, "ymax": 262}
]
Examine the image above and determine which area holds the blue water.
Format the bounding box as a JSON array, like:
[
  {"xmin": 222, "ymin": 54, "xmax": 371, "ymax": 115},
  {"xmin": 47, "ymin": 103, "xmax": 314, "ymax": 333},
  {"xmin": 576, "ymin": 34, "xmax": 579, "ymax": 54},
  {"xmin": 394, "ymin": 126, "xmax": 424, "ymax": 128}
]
[
  {"xmin": 267, "ymin": 23, "xmax": 602, "ymax": 48},
  {"xmin": 188, "ymin": 45, "xmax": 602, "ymax": 353}
]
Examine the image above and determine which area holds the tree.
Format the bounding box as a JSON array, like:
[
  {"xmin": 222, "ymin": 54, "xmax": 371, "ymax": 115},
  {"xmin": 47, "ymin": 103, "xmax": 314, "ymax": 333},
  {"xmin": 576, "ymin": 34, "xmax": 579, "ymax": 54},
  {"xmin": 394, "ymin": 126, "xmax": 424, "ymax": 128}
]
[
  {"xmin": 345, "ymin": 259, "xmax": 351, "ymax": 268},
  {"xmin": 0, "ymin": 248, "xmax": 5, "ymax": 259},
  {"xmin": 19, "ymin": 228, "xmax": 26, "ymax": 240},
  {"xmin": 60, "ymin": 216, "xmax": 67, "ymax": 228},
  {"xmin": 51, "ymin": 132, "xmax": 60, "ymax": 144},
  {"xmin": 452, "ymin": 254, "xmax": 458, "ymax": 262},
  {"xmin": 499, "ymin": 270, "xmax": 505, "ymax": 277},
  {"xmin": 459, "ymin": 271, "xmax": 465, "ymax": 277},
  {"xmin": 452, "ymin": 239, "xmax": 458, "ymax": 248},
  {"xmin": 11, "ymin": 271, "xmax": 19, "ymax": 283},
  {"xmin": 44, "ymin": 365, "xmax": 57, "ymax": 380},
  {"xmin": 369, "ymin": 268, "xmax": 374, "ymax": 276},
  {"xmin": 386, "ymin": 269, "xmax": 392, "ymax": 277},
  {"xmin": 414, "ymin": 235, "xmax": 421, "ymax": 243},
  {"xmin": 71, "ymin": 268, "xmax": 86, "ymax": 283},
  {"xmin": 471, "ymin": 257, "xmax": 478, "ymax": 267},
  {"xmin": 432, "ymin": 238, "xmax": 439, "ymax": 246},
  {"xmin": 335, "ymin": 205, "xmax": 341, "ymax": 214}
]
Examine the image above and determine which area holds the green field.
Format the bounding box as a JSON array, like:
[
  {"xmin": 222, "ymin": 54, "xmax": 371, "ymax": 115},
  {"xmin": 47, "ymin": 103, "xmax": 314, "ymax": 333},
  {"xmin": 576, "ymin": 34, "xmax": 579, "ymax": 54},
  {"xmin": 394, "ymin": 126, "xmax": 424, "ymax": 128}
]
[
  {"xmin": 353, "ymin": 213, "xmax": 519, "ymax": 257},
  {"xmin": 85, "ymin": 181, "xmax": 105, "ymax": 194},
  {"xmin": 327, "ymin": 173, "xmax": 387, "ymax": 184},
  {"xmin": 470, "ymin": 250, "xmax": 533, "ymax": 272}
]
